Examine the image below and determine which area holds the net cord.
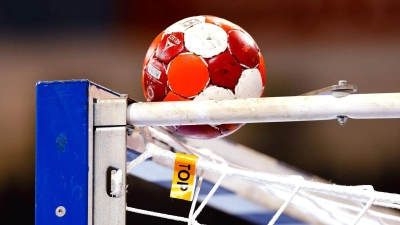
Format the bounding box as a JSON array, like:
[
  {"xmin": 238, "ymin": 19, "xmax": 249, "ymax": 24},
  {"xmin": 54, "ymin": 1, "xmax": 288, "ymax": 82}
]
[
  {"xmin": 125, "ymin": 127, "xmax": 400, "ymax": 224},
  {"xmin": 352, "ymin": 186, "xmax": 376, "ymax": 224},
  {"xmin": 188, "ymin": 170, "xmax": 204, "ymax": 225},
  {"xmin": 127, "ymin": 140, "xmax": 400, "ymax": 209},
  {"xmin": 192, "ymin": 163, "xmax": 228, "ymax": 221},
  {"xmin": 126, "ymin": 127, "xmax": 229, "ymax": 225},
  {"xmin": 268, "ymin": 177, "xmax": 303, "ymax": 225},
  {"xmin": 298, "ymin": 191, "xmax": 400, "ymax": 223},
  {"xmin": 146, "ymin": 127, "xmax": 400, "ymax": 210}
]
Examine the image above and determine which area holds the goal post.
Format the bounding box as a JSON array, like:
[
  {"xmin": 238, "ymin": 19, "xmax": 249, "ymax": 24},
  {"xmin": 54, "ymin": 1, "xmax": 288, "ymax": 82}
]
[
  {"xmin": 36, "ymin": 80, "xmax": 127, "ymax": 225},
  {"xmin": 36, "ymin": 80, "xmax": 93, "ymax": 225},
  {"xmin": 36, "ymin": 79, "xmax": 400, "ymax": 225}
]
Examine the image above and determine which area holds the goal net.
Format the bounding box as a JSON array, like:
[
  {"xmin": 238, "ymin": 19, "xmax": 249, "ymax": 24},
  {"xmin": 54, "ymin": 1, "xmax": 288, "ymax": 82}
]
[{"xmin": 124, "ymin": 126, "xmax": 400, "ymax": 225}]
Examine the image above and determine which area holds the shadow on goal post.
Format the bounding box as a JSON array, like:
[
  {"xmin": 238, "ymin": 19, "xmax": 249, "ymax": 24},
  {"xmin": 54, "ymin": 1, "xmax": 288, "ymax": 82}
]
[{"xmin": 36, "ymin": 79, "xmax": 400, "ymax": 225}]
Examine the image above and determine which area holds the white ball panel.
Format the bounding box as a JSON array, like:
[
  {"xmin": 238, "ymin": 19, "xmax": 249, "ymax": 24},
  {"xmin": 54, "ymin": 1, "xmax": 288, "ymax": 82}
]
[
  {"xmin": 194, "ymin": 86, "xmax": 234, "ymax": 101},
  {"xmin": 235, "ymin": 69, "xmax": 263, "ymax": 99},
  {"xmin": 165, "ymin": 16, "xmax": 206, "ymax": 33},
  {"xmin": 184, "ymin": 23, "xmax": 228, "ymax": 58}
]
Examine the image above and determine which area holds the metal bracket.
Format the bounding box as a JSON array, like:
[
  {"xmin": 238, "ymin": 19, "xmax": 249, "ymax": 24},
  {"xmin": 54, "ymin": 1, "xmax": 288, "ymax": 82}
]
[
  {"xmin": 94, "ymin": 98, "xmax": 128, "ymax": 126},
  {"xmin": 300, "ymin": 80, "xmax": 357, "ymax": 98},
  {"xmin": 93, "ymin": 97, "xmax": 128, "ymax": 225},
  {"xmin": 300, "ymin": 80, "xmax": 357, "ymax": 125}
]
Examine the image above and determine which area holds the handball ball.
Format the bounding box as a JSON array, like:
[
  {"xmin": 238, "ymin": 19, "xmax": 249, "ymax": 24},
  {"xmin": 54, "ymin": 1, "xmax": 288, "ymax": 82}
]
[{"xmin": 142, "ymin": 15, "xmax": 266, "ymax": 139}]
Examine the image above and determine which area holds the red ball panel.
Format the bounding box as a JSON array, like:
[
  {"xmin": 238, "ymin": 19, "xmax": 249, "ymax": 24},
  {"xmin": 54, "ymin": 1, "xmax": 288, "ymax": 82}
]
[
  {"xmin": 163, "ymin": 91, "xmax": 188, "ymax": 101},
  {"xmin": 156, "ymin": 32, "xmax": 185, "ymax": 64},
  {"xmin": 175, "ymin": 125, "xmax": 222, "ymax": 139},
  {"xmin": 167, "ymin": 53, "xmax": 209, "ymax": 98},
  {"xmin": 143, "ymin": 58, "xmax": 168, "ymax": 101},
  {"xmin": 228, "ymin": 30, "xmax": 259, "ymax": 68},
  {"xmin": 165, "ymin": 126, "xmax": 177, "ymax": 133},
  {"xmin": 219, "ymin": 123, "xmax": 245, "ymax": 136},
  {"xmin": 143, "ymin": 32, "xmax": 164, "ymax": 67},
  {"xmin": 208, "ymin": 50, "xmax": 242, "ymax": 90},
  {"xmin": 258, "ymin": 52, "xmax": 267, "ymax": 87},
  {"xmin": 206, "ymin": 16, "xmax": 259, "ymax": 50}
]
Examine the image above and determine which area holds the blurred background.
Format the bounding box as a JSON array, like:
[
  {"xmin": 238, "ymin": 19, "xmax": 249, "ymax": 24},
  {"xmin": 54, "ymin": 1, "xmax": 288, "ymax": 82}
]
[{"xmin": 1, "ymin": 0, "xmax": 400, "ymax": 223}]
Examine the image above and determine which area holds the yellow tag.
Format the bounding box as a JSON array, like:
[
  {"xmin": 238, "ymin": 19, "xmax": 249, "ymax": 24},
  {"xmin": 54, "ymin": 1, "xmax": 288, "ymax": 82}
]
[{"xmin": 170, "ymin": 153, "xmax": 198, "ymax": 201}]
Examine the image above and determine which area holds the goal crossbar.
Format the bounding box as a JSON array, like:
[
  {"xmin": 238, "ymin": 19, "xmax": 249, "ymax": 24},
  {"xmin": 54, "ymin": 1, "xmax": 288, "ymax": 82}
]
[{"xmin": 127, "ymin": 93, "xmax": 400, "ymax": 126}]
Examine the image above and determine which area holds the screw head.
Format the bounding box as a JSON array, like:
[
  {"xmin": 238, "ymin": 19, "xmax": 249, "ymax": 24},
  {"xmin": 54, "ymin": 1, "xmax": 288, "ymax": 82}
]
[
  {"xmin": 127, "ymin": 125, "xmax": 134, "ymax": 136},
  {"xmin": 337, "ymin": 116, "xmax": 348, "ymax": 125},
  {"xmin": 55, "ymin": 206, "xmax": 66, "ymax": 217}
]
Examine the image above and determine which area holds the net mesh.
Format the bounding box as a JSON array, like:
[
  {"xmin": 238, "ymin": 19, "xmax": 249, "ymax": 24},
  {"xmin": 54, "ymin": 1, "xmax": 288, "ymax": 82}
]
[{"xmin": 123, "ymin": 126, "xmax": 400, "ymax": 225}]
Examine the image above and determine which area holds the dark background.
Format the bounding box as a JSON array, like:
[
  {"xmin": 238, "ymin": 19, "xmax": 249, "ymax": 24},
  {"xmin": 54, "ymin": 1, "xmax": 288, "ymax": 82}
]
[{"xmin": 1, "ymin": 0, "xmax": 400, "ymax": 223}]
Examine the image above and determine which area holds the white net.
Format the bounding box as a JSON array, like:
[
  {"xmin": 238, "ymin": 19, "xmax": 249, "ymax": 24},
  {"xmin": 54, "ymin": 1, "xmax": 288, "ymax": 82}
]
[{"xmin": 122, "ymin": 126, "xmax": 400, "ymax": 225}]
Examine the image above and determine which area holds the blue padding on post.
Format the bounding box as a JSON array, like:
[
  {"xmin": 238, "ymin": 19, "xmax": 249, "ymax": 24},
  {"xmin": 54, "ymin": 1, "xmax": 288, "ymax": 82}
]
[{"xmin": 36, "ymin": 80, "xmax": 89, "ymax": 225}]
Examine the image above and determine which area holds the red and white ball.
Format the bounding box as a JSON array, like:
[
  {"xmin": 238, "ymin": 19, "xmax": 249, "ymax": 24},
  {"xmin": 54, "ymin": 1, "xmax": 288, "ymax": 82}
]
[{"xmin": 142, "ymin": 15, "xmax": 266, "ymax": 139}]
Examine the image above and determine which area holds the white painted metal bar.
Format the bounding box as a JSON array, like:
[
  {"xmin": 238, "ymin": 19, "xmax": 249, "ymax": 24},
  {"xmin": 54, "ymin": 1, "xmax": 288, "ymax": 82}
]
[
  {"xmin": 127, "ymin": 93, "xmax": 400, "ymax": 126},
  {"xmin": 94, "ymin": 127, "xmax": 126, "ymax": 225}
]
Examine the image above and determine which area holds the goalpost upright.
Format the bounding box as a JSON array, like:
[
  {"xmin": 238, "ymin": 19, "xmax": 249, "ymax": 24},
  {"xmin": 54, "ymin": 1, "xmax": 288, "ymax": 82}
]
[{"xmin": 36, "ymin": 80, "xmax": 128, "ymax": 225}]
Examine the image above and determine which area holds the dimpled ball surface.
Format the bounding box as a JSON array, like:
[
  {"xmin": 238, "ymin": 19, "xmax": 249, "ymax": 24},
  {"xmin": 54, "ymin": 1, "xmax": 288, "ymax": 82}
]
[{"xmin": 142, "ymin": 15, "xmax": 266, "ymax": 139}]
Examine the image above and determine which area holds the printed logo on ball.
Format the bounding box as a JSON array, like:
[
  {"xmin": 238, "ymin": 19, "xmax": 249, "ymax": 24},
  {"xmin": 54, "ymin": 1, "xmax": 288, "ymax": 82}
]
[
  {"xmin": 146, "ymin": 86, "xmax": 154, "ymax": 100},
  {"xmin": 147, "ymin": 64, "xmax": 162, "ymax": 80},
  {"xmin": 178, "ymin": 17, "xmax": 203, "ymax": 30},
  {"xmin": 165, "ymin": 16, "xmax": 205, "ymax": 33},
  {"xmin": 167, "ymin": 35, "xmax": 181, "ymax": 46}
]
